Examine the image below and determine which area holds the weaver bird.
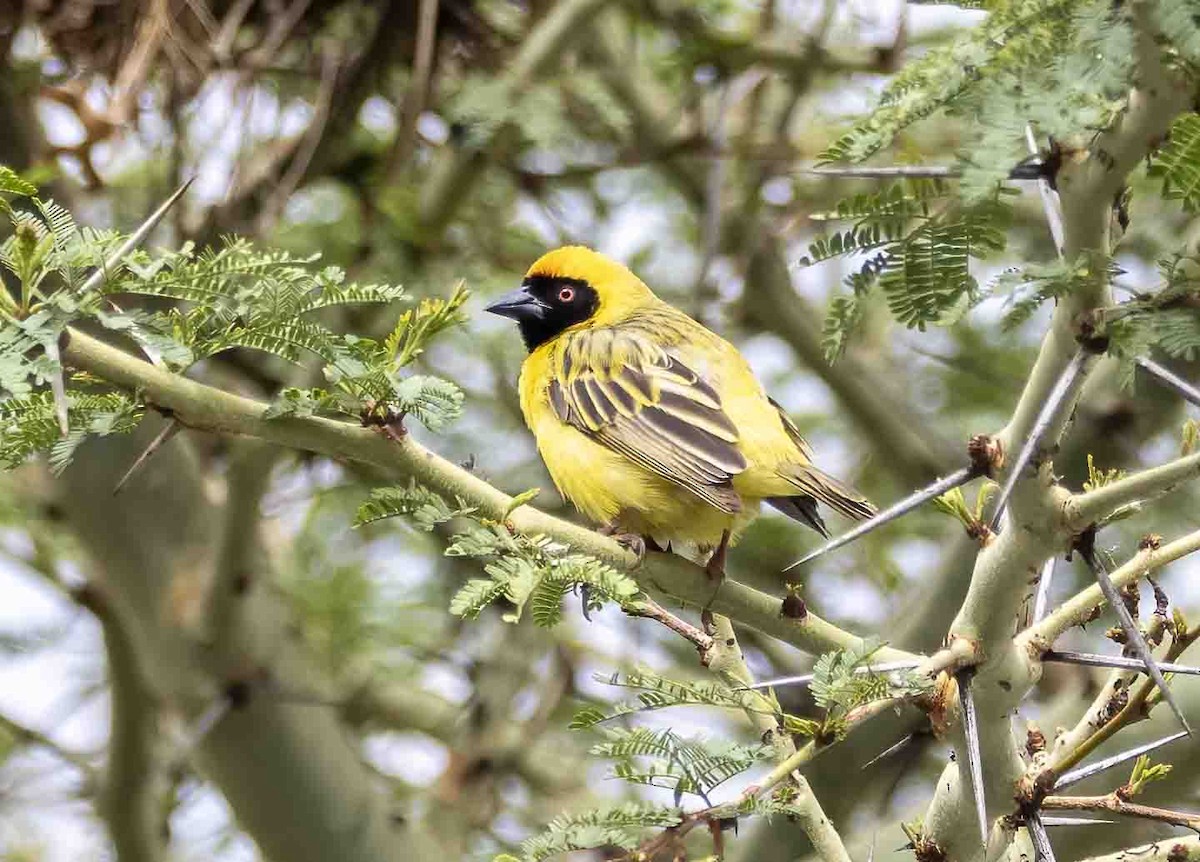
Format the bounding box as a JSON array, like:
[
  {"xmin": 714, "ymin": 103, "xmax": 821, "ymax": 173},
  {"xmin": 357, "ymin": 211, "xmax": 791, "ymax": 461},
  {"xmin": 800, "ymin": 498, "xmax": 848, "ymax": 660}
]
[{"xmin": 486, "ymin": 247, "xmax": 875, "ymax": 577}]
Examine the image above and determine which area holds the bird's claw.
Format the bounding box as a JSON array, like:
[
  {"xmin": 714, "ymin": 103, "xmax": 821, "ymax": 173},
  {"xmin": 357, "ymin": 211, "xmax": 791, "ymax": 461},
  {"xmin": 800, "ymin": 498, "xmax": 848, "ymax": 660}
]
[{"xmin": 614, "ymin": 533, "xmax": 647, "ymax": 568}]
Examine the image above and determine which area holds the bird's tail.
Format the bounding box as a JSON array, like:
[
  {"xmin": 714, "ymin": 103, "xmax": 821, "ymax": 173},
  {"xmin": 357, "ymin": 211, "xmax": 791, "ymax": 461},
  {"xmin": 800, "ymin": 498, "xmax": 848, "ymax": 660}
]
[{"xmin": 778, "ymin": 464, "xmax": 876, "ymax": 523}]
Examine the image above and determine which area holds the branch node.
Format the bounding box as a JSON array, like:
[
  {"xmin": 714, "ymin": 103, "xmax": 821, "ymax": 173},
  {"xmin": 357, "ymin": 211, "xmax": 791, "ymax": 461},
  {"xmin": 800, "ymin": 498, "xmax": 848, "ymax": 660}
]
[{"xmin": 969, "ymin": 433, "xmax": 1004, "ymax": 478}]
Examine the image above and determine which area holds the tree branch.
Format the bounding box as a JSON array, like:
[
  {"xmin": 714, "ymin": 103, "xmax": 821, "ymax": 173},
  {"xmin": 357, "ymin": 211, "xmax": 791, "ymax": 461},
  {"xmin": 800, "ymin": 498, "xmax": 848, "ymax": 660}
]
[
  {"xmin": 416, "ymin": 0, "xmax": 611, "ymax": 238},
  {"xmin": 1020, "ymin": 529, "xmax": 1200, "ymax": 648},
  {"xmin": 923, "ymin": 2, "xmax": 1192, "ymax": 856},
  {"xmin": 93, "ymin": 587, "xmax": 167, "ymax": 862},
  {"xmin": 1066, "ymin": 452, "xmax": 1200, "ymax": 528},
  {"xmin": 1042, "ymin": 794, "xmax": 1200, "ymax": 832},
  {"xmin": 1075, "ymin": 836, "xmax": 1200, "ymax": 862},
  {"xmin": 706, "ymin": 614, "xmax": 851, "ymax": 862},
  {"xmin": 59, "ymin": 327, "xmax": 913, "ymax": 662}
]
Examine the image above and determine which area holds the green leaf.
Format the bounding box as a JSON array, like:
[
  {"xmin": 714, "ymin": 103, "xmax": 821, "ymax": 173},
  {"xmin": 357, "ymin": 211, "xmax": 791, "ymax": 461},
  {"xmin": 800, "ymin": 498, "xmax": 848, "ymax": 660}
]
[
  {"xmin": 385, "ymin": 282, "xmax": 469, "ymax": 368},
  {"xmin": 354, "ymin": 483, "xmax": 476, "ymax": 529},
  {"xmin": 390, "ymin": 374, "xmax": 464, "ymax": 431},
  {"xmin": 1150, "ymin": 114, "xmax": 1200, "ymax": 213}
]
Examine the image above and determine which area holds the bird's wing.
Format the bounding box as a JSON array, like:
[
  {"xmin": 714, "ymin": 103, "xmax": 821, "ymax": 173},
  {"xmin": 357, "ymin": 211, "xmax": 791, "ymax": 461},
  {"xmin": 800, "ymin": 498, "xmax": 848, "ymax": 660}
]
[
  {"xmin": 548, "ymin": 330, "xmax": 747, "ymax": 513},
  {"xmin": 768, "ymin": 397, "xmax": 815, "ymax": 461}
]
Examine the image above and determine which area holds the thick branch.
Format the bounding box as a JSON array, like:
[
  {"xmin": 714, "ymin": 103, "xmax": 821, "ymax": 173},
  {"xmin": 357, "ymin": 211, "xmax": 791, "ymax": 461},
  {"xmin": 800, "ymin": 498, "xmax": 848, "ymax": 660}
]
[
  {"xmin": 59, "ymin": 328, "xmax": 912, "ymax": 662},
  {"xmin": 924, "ymin": 3, "xmax": 1192, "ymax": 857},
  {"xmin": 96, "ymin": 590, "xmax": 166, "ymax": 862}
]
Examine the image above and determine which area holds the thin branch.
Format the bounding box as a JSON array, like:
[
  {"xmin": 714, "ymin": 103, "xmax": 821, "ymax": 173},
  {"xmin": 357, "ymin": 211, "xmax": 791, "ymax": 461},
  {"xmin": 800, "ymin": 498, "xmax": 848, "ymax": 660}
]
[
  {"xmin": 58, "ymin": 327, "xmax": 912, "ymax": 662},
  {"xmin": 0, "ymin": 710, "xmax": 96, "ymax": 780},
  {"xmin": 1021, "ymin": 529, "xmax": 1200, "ymax": 646},
  {"xmin": 1076, "ymin": 532, "xmax": 1190, "ymax": 733},
  {"xmin": 386, "ymin": 0, "xmax": 440, "ymax": 180},
  {"xmin": 704, "ymin": 615, "xmax": 851, "ymax": 862},
  {"xmin": 1074, "ymin": 837, "xmax": 1199, "ymax": 862},
  {"xmin": 623, "ymin": 597, "xmax": 715, "ymax": 657},
  {"xmin": 1067, "ymin": 451, "xmax": 1200, "ymax": 528},
  {"xmin": 1042, "ymin": 795, "xmax": 1200, "ymax": 832}
]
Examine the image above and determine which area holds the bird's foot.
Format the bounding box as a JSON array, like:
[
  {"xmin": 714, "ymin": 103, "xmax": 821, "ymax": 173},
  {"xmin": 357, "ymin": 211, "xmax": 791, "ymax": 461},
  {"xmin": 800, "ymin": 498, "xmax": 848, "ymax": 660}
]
[
  {"xmin": 613, "ymin": 533, "xmax": 647, "ymax": 568},
  {"xmin": 705, "ymin": 529, "xmax": 731, "ymax": 582}
]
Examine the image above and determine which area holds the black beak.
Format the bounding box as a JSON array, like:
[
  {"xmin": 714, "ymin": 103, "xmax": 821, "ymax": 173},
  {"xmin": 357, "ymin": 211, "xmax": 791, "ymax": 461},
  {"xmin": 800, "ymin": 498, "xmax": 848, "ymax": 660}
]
[{"xmin": 484, "ymin": 286, "xmax": 547, "ymax": 321}]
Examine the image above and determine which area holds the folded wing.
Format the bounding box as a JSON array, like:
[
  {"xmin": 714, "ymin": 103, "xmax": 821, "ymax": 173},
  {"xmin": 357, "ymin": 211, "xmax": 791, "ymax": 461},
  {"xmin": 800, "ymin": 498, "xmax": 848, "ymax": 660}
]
[{"xmin": 548, "ymin": 332, "xmax": 747, "ymax": 514}]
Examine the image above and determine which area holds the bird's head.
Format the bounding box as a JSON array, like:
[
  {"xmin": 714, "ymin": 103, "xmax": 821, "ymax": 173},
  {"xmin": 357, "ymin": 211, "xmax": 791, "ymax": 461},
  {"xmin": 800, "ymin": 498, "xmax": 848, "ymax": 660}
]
[{"xmin": 485, "ymin": 246, "xmax": 656, "ymax": 351}]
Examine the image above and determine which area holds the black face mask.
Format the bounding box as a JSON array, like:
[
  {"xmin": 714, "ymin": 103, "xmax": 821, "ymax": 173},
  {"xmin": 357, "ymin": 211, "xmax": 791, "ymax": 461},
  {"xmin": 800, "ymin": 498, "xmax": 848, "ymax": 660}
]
[{"xmin": 484, "ymin": 276, "xmax": 599, "ymax": 351}]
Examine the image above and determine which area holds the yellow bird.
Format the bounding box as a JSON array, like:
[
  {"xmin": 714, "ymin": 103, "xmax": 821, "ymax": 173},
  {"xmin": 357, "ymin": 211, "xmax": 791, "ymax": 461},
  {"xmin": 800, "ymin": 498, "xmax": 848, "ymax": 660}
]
[{"xmin": 485, "ymin": 246, "xmax": 875, "ymax": 577}]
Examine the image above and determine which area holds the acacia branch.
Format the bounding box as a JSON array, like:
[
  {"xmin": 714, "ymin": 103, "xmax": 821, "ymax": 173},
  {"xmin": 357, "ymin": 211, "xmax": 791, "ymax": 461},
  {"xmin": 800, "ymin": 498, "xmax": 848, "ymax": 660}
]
[
  {"xmin": 1042, "ymin": 794, "xmax": 1200, "ymax": 832},
  {"xmin": 923, "ymin": 2, "xmax": 1192, "ymax": 856},
  {"xmin": 706, "ymin": 614, "xmax": 851, "ymax": 862},
  {"xmin": 1066, "ymin": 452, "xmax": 1200, "ymax": 528},
  {"xmin": 1075, "ymin": 836, "xmax": 1200, "ymax": 862},
  {"xmin": 1020, "ymin": 529, "xmax": 1200, "ymax": 648},
  {"xmin": 59, "ymin": 327, "xmax": 912, "ymax": 663},
  {"xmin": 97, "ymin": 594, "xmax": 167, "ymax": 862}
]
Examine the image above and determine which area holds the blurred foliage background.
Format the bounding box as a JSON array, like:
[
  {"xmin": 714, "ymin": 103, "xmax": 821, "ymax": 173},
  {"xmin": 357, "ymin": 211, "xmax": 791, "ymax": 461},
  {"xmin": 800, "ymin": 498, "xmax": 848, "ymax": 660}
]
[{"xmin": 0, "ymin": 1, "xmax": 1198, "ymax": 861}]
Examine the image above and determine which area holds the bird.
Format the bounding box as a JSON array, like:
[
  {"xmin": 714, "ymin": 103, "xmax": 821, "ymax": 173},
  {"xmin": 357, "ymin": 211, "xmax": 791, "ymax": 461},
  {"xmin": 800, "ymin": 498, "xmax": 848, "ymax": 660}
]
[{"xmin": 485, "ymin": 246, "xmax": 875, "ymax": 578}]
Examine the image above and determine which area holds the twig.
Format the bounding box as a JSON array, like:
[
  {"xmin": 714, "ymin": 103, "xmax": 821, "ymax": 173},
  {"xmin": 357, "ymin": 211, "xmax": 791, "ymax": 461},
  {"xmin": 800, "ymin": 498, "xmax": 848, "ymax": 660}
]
[
  {"xmin": 1022, "ymin": 529, "xmax": 1200, "ymax": 645},
  {"xmin": 623, "ymin": 597, "xmax": 715, "ymax": 657},
  {"xmin": 257, "ymin": 48, "xmax": 339, "ymax": 232},
  {"xmin": 386, "ymin": 0, "xmax": 440, "ymax": 179},
  {"xmin": 1042, "ymin": 795, "xmax": 1200, "ymax": 832},
  {"xmin": 1067, "ymin": 450, "xmax": 1200, "ymax": 527},
  {"xmin": 0, "ymin": 710, "xmax": 95, "ymax": 779},
  {"xmin": 1073, "ymin": 837, "xmax": 1200, "ymax": 862}
]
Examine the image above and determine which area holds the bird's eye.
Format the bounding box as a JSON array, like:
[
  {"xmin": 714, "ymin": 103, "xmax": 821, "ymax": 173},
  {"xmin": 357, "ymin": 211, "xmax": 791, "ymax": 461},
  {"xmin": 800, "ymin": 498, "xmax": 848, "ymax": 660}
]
[{"xmin": 557, "ymin": 286, "xmax": 575, "ymax": 303}]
